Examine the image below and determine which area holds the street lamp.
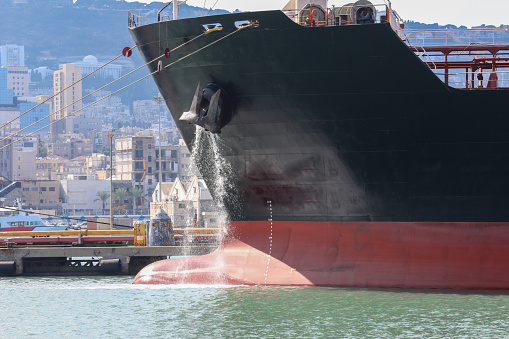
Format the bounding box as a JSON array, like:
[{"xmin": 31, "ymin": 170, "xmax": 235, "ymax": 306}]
[
  {"xmin": 108, "ymin": 133, "xmax": 114, "ymax": 230},
  {"xmin": 154, "ymin": 95, "xmax": 164, "ymax": 203}
]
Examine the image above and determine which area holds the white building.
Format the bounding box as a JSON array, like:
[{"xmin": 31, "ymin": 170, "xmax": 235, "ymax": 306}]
[
  {"xmin": 2, "ymin": 65, "xmax": 29, "ymax": 97},
  {"xmin": 12, "ymin": 136, "xmax": 38, "ymax": 180},
  {"xmin": 0, "ymin": 44, "xmax": 24, "ymax": 67},
  {"xmin": 11, "ymin": 149, "xmax": 36, "ymax": 180},
  {"xmin": 0, "ymin": 107, "xmax": 20, "ymax": 134},
  {"xmin": 53, "ymin": 63, "xmax": 83, "ymax": 134},
  {"xmin": 33, "ymin": 67, "xmax": 54, "ymax": 80},
  {"xmin": 152, "ymin": 176, "xmax": 219, "ymax": 228},
  {"xmin": 61, "ymin": 179, "xmax": 110, "ymax": 215},
  {"xmin": 72, "ymin": 55, "xmax": 122, "ymax": 79}
]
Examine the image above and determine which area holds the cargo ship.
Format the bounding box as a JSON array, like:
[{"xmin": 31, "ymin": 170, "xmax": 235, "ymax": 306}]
[{"xmin": 129, "ymin": 1, "xmax": 509, "ymax": 288}]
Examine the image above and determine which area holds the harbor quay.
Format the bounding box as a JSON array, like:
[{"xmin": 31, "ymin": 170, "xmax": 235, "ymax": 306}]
[{"xmin": 0, "ymin": 245, "xmax": 217, "ymax": 276}]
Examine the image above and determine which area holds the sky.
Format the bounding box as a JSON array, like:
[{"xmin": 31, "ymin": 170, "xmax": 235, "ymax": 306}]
[{"xmin": 131, "ymin": 0, "xmax": 509, "ymax": 28}]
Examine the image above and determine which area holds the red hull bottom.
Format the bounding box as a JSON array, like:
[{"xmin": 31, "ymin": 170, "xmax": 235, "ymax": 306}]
[{"xmin": 133, "ymin": 221, "xmax": 509, "ymax": 289}]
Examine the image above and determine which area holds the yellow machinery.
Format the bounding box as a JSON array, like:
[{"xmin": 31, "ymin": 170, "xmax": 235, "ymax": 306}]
[{"xmin": 134, "ymin": 222, "xmax": 147, "ymax": 246}]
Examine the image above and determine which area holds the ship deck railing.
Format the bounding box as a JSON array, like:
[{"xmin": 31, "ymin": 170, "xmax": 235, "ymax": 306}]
[
  {"xmin": 127, "ymin": 3, "xmax": 405, "ymax": 34},
  {"xmin": 282, "ymin": 4, "xmax": 403, "ymax": 31},
  {"xmin": 403, "ymin": 28, "xmax": 509, "ymax": 48},
  {"xmin": 403, "ymin": 29, "xmax": 509, "ymax": 89},
  {"xmin": 127, "ymin": 4, "xmax": 509, "ymax": 90},
  {"xmin": 128, "ymin": 9, "xmax": 148, "ymax": 28}
]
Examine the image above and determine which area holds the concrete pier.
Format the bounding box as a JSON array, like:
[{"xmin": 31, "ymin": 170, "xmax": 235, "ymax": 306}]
[{"xmin": 0, "ymin": 245, "xmax": 217, "ymax": 276}]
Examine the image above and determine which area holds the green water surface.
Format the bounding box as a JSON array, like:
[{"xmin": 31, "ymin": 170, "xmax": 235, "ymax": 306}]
[{"xmin": 1, "ymin": 276, "xmax": 508, "ymax": 338}]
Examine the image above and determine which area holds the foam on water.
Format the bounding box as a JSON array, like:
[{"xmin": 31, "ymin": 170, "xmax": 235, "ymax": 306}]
[{"xmin": 51, "ymin": 284, "xmax": 247, "ymax": 291}]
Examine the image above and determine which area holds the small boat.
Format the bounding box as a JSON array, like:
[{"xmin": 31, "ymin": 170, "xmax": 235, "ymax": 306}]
[
  {"xmin": 0, "ymin": 214, "xmax": 64, "ymax": 232},
  {"xmin": 0, "ymin": 201, "xmax": 68, "ymax": 232}
]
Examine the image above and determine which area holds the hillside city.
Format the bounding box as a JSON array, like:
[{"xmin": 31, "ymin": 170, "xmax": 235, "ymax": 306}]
[
  {"xmin": 0, "ymin": 46, "xmax": 223, "ymax": 226},
  {"xmin": 0, "ymin": 45, "xmax": 222, "ymax": 229},
  {"xmin": 0, "ymin": 0, "xmax": 240, "ymax": 229}
]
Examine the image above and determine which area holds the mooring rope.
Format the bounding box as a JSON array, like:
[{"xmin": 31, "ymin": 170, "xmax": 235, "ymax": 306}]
[
  {"xmin": 0, "ymin": 24, "xmax": 254, "ymax": 151},
  {"xmin": 0, "ymin": 46, "xmax": 138, "ymax": 134},
  {"xmin": 0, "ymin": 32, "xmax": 208, "ymax": 146}
]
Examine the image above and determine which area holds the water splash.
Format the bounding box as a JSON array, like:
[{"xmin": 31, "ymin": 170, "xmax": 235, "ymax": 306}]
[
  {"xmin": 176, "ymin": 126, "xmax": 238, "ymax": 284},
  {"xmin": 209, "ymin": 134, "xmax": 236, "ymax": 239}
]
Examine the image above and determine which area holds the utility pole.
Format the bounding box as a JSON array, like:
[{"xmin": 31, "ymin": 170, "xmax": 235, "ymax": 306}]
[
  {"xmin": 154, "ymin": 95, "xmax": 164, "ymax": 203},
  {"xmin": 108, "ymin": 133, "xmax": 114, "ymax": 230}
]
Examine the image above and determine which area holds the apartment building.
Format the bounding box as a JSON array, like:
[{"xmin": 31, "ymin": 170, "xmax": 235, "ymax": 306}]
[
  {"xmin": 48, "ymin": 138, "xmax": 93, "ymax": 159},
  {"xmin": 4, "ymin": 180, "xmax": 62, "ymax": 212},
  {"xmin": 86, "ymin": 153, "xmax": 108, "ymax": 171},
  {"xmin": 36, "ymin": 155, "xmax": 69, "ymax": 180},
  {"xmin": 20, "ymin": 97, "xmax": 51, "ymax": 135},
  {"xmin": 12, "ymin": 149, "xmax": 36, "ymax": 180},
  {"xmin": 115, "ymin": 136, "xmax": 181, "ymax": 193},
  {"xmin": 3, "ymin": 65, "xmax": 29, "ymax": 97},
  {"xmin": 0, "ymin": 139, "xmax": 13, "ymax": 180},
  {"xmin": 0, "ymin": 44, "xmax": 24, "ymax": 67},
  {"xmin": 178, "ymin": 138, "xmax": 194, "ymax": 182},
  {"xmin": 53, "ymin": 63, "xmax": 83, "ymax": 134},
  {"xmin": 0, "ymin": 67, "xmax": 13, "ymax": 105}
]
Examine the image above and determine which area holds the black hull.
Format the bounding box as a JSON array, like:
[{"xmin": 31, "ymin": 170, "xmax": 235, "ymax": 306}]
[{"xmin": 130, "ymin": 10, "xmax": 509, "ymax": 223}]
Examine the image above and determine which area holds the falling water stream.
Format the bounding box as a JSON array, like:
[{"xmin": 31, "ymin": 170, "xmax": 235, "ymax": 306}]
[{"xmin": 176, "ymin": 126, "xmax": 236, "ymax": 283}]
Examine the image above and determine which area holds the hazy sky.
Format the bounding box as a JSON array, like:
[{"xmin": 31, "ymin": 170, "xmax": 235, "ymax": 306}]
[{"xmin": 132, "ymin": 0, "xmax": 509, "ymax": 27}]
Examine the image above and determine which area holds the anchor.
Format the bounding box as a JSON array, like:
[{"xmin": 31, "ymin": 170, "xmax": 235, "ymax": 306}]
[{"xmin": 180, "ymin": 82, "xmax": 232, "ymax": 134}]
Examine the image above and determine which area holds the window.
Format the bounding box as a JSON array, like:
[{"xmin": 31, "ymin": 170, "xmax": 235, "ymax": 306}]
[
  {"xmin": 179, "ymin": 204, "xmax": 185, "ymax": 209},
  {"xmin": 31, "ymin": 187, "xmax": 38, "ymax": 191},
  {"xmin": 49, "ymin": 187, "xmax": 56, "ymax": 192},
  {"xmin": 40, "ymin": 187, "xmax": 47, "ymax": 191},
  {"xmin": 40, "ymin": 199, "xmax": 44, "ymax": 203},
  {"xmin": 23, "ymin": 188, "xmax": 29, "ymax": 191}
]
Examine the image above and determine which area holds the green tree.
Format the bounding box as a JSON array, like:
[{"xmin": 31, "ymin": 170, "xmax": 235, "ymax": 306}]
[
  {"xmin": 38, "ymin": 141, "xmax": 47, "ymax": 158},
  {"xmin": 114, "ymin": 187, "xmax": 129, "ymax": 213},
  {"xmin": 130, "ymin": 187, "xmax": 143, "ymax": 214},
  {"xmin": 102, "ymin": 144, "xmax": 110, "ymax": 156},
  {"xmin": 146, "ymin": 188, "xmax": 155, "ymax": 203},
  {"xmin": 94, "ymin": 191, "xmax": 110, "ymax": 215}
]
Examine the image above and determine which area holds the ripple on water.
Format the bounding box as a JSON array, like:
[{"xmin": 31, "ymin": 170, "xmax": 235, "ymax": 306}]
[{"xmin": 1, "ymin": 278, "xmax": 508, "ymax": 338}]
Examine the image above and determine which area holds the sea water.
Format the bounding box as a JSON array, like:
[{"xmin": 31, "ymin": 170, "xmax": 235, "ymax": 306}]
[{"xmin": 1, "ymin": 276, "xmax": 508, "ymax": 338}]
